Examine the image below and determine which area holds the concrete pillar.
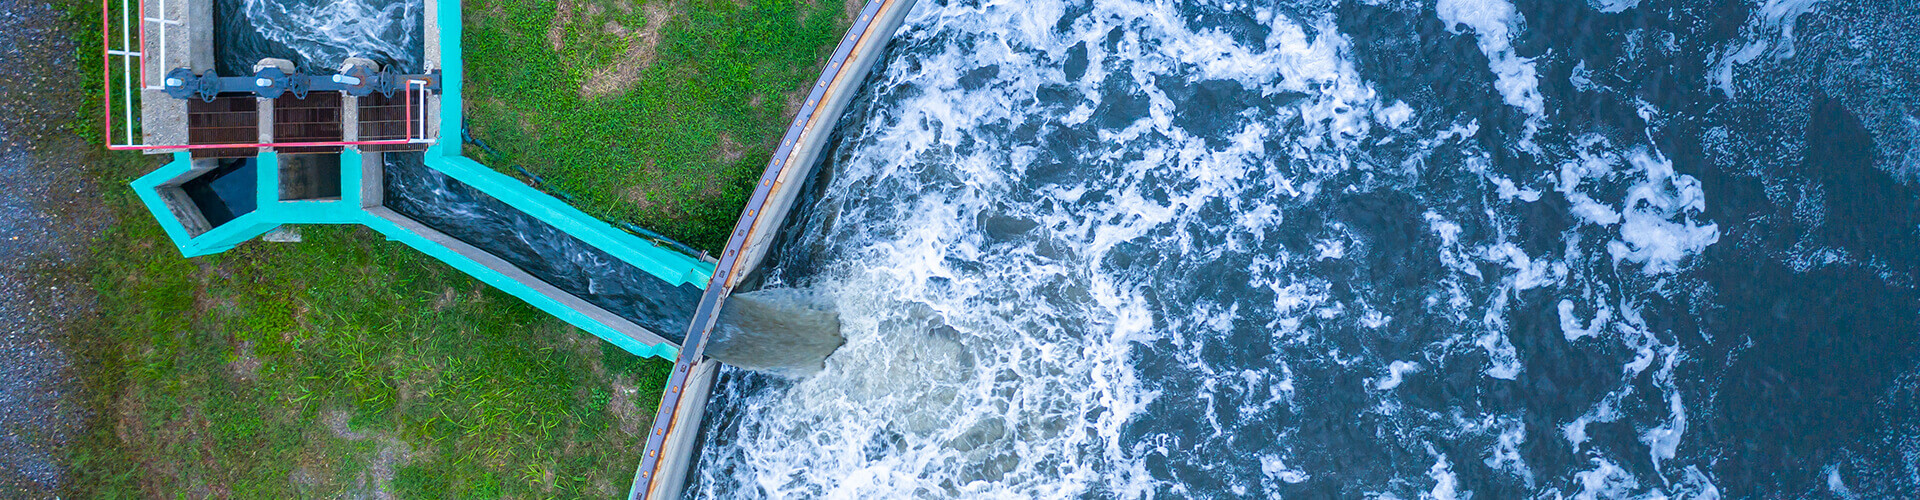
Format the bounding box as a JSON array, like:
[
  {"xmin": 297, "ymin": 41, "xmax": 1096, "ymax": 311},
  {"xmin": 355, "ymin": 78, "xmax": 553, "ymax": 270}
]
[
  {"xmin": 423, "ymin": 0, "xmax": 441, "ymax": 72},
  {"xmin": 342, "ymin": 94, "xmax": 360, "ymax": 142},
  {"xmin": 423, "ymin": 0, "xmax": 442, "ymax": 144},
  {"xmin": 340, "ymin": 58, "xmax": 376, "ymax": 144},
  {"xmin": 253, "ymin": 59, "xmax": 293, "ymax": 150},
  {"xmin": 359, "ymin": 151, "xmax": 384, "ymax": 209},
  {"xmin": 188, "ymin": 0, "xmax": 212, "ymax": 72},
  {"xmin": 257, "ymin": 98, "xmax": 275, "ymax": 148}
]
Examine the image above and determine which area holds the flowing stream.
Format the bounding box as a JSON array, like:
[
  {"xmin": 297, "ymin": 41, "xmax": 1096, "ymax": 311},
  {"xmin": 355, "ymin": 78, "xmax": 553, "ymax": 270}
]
[{"xmin": 688, "ymin": 0, "xmax": 1920, "ymax": 497}]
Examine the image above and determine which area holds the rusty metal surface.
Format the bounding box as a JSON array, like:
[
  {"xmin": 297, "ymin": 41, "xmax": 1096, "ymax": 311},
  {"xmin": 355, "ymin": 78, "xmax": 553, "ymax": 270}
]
[
  {"xmin": 272, "ymin": 93, "xmax": 343, "ymax": 154},
  {"xmin": 359, "ymin": 93, "xmax": 426, "ymax": 153},
  {"xmin": 186, "ymin": 96, "xmax": 258, "ymax": 159}
]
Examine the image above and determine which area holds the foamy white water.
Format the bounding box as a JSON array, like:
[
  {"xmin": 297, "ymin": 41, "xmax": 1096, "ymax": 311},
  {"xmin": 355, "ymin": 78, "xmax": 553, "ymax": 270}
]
[
  {"xmin": 685, "ymin": 0, "xmax": 1920, "ymax": 497},
  {"xmin": 237, "ymin": 0, "xmax": 422, "ymax": 72}
]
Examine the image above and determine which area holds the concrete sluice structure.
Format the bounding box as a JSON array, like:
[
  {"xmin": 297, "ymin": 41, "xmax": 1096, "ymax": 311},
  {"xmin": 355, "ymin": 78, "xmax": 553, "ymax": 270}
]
[
  {"xmin": 105, "ymin": 0, "xmax": 918, "ymax": 495},
  {"xmin": 111, "ymin": 0, "xmax": 712, "ymax": 357}
]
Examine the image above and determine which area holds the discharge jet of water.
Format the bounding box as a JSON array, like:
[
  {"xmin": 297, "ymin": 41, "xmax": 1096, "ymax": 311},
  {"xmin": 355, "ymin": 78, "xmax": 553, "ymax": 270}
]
[{"xmin": 705, "ymin": 288, "xmax": 845, "ymax": 375}]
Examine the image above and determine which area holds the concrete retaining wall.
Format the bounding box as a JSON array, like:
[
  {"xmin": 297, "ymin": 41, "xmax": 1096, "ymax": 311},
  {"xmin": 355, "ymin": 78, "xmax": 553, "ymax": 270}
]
[
  {"xmin": 627, "ymin": 1, "xmax": 921, "ymax": 498},
  {"xmin": 724, "ymin": 0, "xmax": 918, "ymax": 290},
  {"xmin": 640, "ymin": 358, "xmax": 721, "ymax": 500}
]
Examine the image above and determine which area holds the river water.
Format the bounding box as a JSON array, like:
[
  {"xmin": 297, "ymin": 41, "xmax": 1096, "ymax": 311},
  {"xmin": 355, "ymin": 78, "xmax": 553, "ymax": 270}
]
[{"xmin": 688, "ymin": 0, "xmax": 1920, "ymax": 497}]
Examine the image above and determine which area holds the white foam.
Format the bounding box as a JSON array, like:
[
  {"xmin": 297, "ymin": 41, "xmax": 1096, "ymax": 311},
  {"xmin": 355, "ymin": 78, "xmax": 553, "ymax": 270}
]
[
  {"xmin": 1435, "ymin": 0, "xmax": 1544, "ymax": 119},
  {"xmin": 1608, "ymin": 150, "xmax": 1721, "ymax": 274},
  {"xmin": 1481, "ymin": 416, "xmax": 1534, "ymax": 486},
  {"xmin": 1571, "ymin": 457, "xmax": 1641, "ymax": 500},
  {"xmin": 1587, "ymin": 0, "xmax": 1642, "ymax": 13},
  {"xmin": 1556, "ymin": 136, "xmax": 1721, "ymax": 274},
  {"xmin": 1425, "ymin": 447, "xmax": 1463, "ymax": 500},
  {"xmin": 1373, "ymin": 360, "xmax": 1423, "ymax": 391},
  {"xmin": 1676, "ymin": 466, "xmax": 1723, "ymax": 500},
  {"xmin": 1378, "ymin": 100, "xmax": 1416, "ymax": 129},
  {"xmin": 1826, "ymin": 465, "xmax": 1860, "ymax": 499},
  {"xmin": 1558, "ymin": 298, "xmax": 1611, "ymax": 342},
  {"xmin": 1259, "ymin": 455, "xmax": 1311, "ymax": 485},
  {"xmin": 1570, "ymin": 60, "xmax": 1600, "ymax": 92},
  {"xmin": 1564, "ymin": 388, "xmax": 1626, "ymax": 449},
  {"xmin": 1709, "ymin": 0, "xmax": 1826, "ymax": 96},
  {"xmin": 1483, "ymin": 242, "xmax": 1564, "ymax": 291},
  {"xmin": 243, "ymin": 0, "xmax": 423, "ymax": 70},
  {"xmin": 1640, "ymin": 346, "xmax": 1687, "ymax": 472}
]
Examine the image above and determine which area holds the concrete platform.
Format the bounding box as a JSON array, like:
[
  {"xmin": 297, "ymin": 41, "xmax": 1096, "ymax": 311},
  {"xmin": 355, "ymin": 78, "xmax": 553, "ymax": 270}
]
[{"xmin": 136, "ymin": 0, "xmax": 211, "ymax": 151}]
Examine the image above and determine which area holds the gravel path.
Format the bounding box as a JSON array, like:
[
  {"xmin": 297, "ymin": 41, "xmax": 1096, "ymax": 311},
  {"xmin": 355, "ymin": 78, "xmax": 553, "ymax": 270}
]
[{"xmin": 1, "ymin": 0, "xmax": 118, "ymax": 495}]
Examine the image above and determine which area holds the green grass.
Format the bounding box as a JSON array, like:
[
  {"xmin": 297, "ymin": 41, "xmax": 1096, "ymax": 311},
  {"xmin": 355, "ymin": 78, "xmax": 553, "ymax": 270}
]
[
  {"xmin": 65, "ymin": 187, "xmax": 677, "ymax": 497},
  {"xmin": 464, "ymin": 0, "xmax": 855, "ymax": 252}
]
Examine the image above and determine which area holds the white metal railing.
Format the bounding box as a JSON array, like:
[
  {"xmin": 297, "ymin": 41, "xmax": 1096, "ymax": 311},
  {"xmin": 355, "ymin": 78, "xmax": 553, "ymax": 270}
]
[{"xmin": 100, "ymin": 0, "xmax": 437, "ymax": 151}]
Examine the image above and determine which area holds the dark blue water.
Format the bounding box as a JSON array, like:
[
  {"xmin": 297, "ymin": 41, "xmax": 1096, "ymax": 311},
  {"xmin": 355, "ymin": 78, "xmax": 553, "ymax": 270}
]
[
  {"xmin": 181, "ymin": 158, "xmax": 259, "ymax": 228},
  {"xmin": 214, "ymin": 0, "xmax": 423, "ymax": 76},
  {"xmin": 690, "ymin": 0, "xmax": 1920, "ymax": 497},
  {"xmin": 381, "ymin": 152, "xmax": 701, "ymax": 343}
]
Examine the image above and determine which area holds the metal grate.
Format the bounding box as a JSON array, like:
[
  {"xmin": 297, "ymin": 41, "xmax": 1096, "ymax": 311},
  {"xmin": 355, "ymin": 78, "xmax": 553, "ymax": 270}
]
[
  {"xmin": 274, "ymin": 93, "xmax": 345, "ymax": 154},
  {"xmin": 359, "ymin": 93, "xmax": 426, "ymax": 152},
  {"xmin": 186, "ymin": 96, "xmax": 259, "ymax": 159}
]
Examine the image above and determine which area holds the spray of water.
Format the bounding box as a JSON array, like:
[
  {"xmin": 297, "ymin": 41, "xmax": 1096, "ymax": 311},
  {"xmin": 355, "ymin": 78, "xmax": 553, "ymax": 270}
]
[{"xmin": 706, "ymin": 288, "xmax": 847, "ymax": 376}]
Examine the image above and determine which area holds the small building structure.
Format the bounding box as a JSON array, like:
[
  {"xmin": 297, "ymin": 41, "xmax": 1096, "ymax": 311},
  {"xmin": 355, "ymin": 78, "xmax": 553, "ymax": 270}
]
[{"xmin": 107, "ymin": 0, "xmax": 714, "ymax": 359}]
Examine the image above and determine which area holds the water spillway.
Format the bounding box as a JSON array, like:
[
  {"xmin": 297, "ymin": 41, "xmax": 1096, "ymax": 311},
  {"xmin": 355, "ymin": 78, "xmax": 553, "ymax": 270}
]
[
  {"xmin": 112, "ymin": 0, "xmax": 1920, "ymax": 495},
  {"xmin": 704, "ymin": 288, "xmax": 845, "ymax": 375},
  {"xmin": 382, "ymin": 152, "xmax": 702, "ymax": 341},
  {"xmin": 683, "ymin": 0, "xmax": 1920, "ymax": 497}
]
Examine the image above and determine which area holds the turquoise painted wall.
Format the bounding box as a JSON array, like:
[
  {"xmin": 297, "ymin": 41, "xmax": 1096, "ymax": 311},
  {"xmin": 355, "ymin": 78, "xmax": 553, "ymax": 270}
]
[{"xmin": 128, "ymin": 0, "xmax": 707, "ymax": 358}]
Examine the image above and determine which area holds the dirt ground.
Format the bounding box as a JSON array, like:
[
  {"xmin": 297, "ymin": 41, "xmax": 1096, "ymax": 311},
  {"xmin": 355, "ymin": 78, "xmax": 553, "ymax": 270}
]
[{"xmin": 0, "ymin": 0, "xmax": 118, "ymax": 495}]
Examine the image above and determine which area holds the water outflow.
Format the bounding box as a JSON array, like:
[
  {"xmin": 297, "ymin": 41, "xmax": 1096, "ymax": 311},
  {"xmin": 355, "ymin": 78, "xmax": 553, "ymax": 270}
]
[
  {"xmin": 704, "ymin": 288, "xmax": 846, "ymax": 375},
  {"xmin": 381, "ymin": 152, "xmax": 701, "ymax": 342},
  {"xmin": 690, "ymin": 0, "xmax": 1920, "ymax": 498},
  {"xmin": 215, "ymin": 0, "xmax": 423, "ymax": 76}
]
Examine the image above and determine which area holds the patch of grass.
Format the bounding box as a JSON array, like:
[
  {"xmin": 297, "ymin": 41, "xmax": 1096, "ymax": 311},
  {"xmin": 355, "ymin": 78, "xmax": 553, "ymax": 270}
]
[
  {"xmin": 465, "ymin": 0, "xmax": 856, "ymax": 252},
  {"xmin": 67, "ymin": 190, "xmax": 676, "ymax": 497}
]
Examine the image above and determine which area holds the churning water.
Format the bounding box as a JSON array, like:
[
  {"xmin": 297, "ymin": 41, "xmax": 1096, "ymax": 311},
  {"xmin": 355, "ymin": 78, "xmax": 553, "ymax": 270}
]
[
  {"xmin": 690, "ymin": 0, "xmax": 1920, "ymax": 497},
  {"xmin": 215, "ymin": 0, "xmax": 423, "ymax": 75}
]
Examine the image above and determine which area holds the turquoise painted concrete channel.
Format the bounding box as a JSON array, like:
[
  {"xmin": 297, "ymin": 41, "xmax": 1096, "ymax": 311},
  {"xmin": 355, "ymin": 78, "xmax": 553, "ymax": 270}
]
[{"xmin": 129, "ymin": 0, "xmax": 711, "ymax": 360}]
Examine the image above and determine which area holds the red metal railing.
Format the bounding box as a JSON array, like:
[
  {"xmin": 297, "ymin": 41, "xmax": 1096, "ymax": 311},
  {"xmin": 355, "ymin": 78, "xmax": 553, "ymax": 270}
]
[{"xmin": 100, "ymin": 0, "xmax": 435, "ymax": 151}]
